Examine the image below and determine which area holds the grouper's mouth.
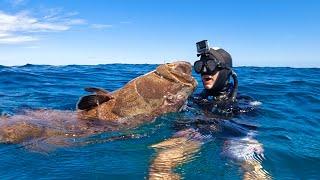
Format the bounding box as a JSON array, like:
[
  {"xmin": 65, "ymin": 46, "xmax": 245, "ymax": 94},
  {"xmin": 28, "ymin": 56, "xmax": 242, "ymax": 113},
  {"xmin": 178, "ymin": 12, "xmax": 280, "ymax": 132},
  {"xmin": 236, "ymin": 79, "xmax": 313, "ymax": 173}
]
[
  {"xmin": 170, "ymin": 61, "xmax": 197, "ymax": 87},
  {"xmin": 171, "ymin": 70, "xmax": 195, "ymax": 85},
  {"xmin": 155, "ymin": 61, "xmax": 198, "ymax": 88}
]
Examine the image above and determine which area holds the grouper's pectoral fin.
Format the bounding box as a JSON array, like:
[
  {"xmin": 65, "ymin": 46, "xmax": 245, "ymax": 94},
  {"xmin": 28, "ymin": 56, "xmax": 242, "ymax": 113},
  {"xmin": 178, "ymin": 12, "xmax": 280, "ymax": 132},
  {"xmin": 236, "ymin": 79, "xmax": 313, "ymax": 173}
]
[
  {"xmin": 77, "ymin": 87, "xmax": 114, "ymax": 110},
  {"xmin": 77, "ymin": 94, "xmax": 113, "ymax": 110}
]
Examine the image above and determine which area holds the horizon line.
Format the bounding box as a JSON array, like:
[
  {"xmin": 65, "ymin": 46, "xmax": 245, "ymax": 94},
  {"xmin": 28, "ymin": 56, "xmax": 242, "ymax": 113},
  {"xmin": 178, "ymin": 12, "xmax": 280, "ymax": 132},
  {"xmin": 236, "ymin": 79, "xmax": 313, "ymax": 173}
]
[{"xmin": 0, "ymin": 63, "xmax": 319, "ymax": 69}]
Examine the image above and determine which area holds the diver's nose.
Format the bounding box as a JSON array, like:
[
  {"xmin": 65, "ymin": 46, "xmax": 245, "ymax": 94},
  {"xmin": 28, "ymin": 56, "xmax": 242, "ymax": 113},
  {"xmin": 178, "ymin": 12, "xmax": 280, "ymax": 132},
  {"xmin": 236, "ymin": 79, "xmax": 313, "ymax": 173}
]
[{"xmin": 202, "ymin": 66, "xmax": 207, "ymax": 73}]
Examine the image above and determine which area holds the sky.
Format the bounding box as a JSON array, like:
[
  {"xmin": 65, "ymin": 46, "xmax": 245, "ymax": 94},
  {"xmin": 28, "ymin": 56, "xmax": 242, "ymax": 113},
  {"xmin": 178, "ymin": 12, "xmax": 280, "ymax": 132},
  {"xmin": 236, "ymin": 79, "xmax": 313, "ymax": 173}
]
[{"xmin": 0, "ymin": 0, "xmax": 319, "ymax": 67}]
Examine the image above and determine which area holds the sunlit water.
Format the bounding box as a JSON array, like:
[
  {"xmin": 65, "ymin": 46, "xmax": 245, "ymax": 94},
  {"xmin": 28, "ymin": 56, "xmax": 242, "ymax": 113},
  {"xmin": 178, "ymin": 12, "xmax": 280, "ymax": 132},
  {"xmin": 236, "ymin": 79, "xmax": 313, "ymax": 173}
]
[{"xmin": 0, "ymin": 64, "xmax": 319, "ymax": 179}]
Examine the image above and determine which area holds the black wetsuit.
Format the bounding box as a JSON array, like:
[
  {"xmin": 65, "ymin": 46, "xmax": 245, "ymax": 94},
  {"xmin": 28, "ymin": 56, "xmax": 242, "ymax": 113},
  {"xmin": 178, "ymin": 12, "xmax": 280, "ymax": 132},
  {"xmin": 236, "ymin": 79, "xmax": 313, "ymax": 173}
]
[
  {"xmin": 190, "ymin": 83, "xmax": 256, "ymax": 117},
  {"xmin": 173, "ymin": 83, "xmax": 258, "ymax": 138}
]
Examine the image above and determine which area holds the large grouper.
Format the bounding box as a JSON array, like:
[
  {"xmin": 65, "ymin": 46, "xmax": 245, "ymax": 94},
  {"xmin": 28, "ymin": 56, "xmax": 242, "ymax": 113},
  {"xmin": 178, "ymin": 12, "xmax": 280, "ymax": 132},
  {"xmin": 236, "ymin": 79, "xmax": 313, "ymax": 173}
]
[{"xmin": 0, "ymin": 61, "xmax": 197, "ymax": 145}]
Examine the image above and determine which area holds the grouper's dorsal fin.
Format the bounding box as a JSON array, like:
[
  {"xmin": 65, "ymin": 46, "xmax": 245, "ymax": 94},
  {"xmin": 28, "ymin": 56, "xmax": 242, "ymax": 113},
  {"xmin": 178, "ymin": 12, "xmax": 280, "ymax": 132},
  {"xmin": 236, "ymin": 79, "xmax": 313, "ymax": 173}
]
[
  {"xmin": 77, "ymin": 94, "xmax": 113, "ymax": 111},
  {"xmin": 84, "ymin": 87, "xmax": 110, "ymax": 95}
]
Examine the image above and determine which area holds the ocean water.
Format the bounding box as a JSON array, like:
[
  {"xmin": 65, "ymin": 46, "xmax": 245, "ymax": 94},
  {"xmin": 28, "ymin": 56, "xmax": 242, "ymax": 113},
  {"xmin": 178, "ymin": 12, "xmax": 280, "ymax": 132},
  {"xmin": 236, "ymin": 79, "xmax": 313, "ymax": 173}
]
[{"xmin": 0, "ymin": 64, "xmax": 319, "ymax": 179}]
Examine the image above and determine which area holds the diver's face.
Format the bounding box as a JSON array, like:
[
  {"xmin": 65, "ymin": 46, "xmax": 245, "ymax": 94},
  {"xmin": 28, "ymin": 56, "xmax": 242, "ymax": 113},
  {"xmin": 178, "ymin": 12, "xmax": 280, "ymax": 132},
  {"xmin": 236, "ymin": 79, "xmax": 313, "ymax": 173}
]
[{"xmin": 201, "ymin": 72, "xmax": 219, "ymax": 89}]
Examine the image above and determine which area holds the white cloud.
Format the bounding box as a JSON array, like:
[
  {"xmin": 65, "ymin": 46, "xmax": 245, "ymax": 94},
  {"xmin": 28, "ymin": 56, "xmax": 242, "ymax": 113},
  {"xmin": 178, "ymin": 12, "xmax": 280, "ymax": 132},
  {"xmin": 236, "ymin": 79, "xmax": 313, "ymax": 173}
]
[
  {"xmin": 0, "ymin": 33, "xmax": 10, "ymax": 38},
  {"xmin": 91, "ymin": 24, "xmax": 113, "ymax": 29},
  {"xmin": 0, "ymin": 35, "xmax": 37, "ymax": 44},
  {"xmin": 23, "ymin": 45, "xmax": 40, "ymax": 49},
  {"xmin": 67, "ymin": 19, "xmax": 87, "ymax": 25},
  {"xmin": 0, "ymin": 9, "xmax": 116, "ymax": 45},
  {"xmin": 0, "ymin": 10, "xmax": 86, "ymax": 44},
  {"xmin": 42, "ymin": 8, "xmax": 85, "ymax": 25}
]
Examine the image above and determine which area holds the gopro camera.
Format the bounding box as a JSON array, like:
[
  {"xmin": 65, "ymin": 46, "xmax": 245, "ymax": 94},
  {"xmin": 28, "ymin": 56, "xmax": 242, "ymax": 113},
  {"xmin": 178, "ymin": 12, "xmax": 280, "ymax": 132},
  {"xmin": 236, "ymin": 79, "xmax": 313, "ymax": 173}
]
[{"xmin": 196, "ymin": 40, "xmax": 210, "ymax": 55}]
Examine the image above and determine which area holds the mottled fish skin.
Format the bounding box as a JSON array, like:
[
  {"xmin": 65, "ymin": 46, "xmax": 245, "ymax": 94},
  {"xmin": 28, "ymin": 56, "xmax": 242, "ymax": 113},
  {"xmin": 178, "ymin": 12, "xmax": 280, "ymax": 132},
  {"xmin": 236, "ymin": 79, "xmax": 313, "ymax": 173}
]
[
  {"xmin": 78, "ymin": 61, "xmax": 198, "ymax": 122},
  {"xmin": 0, "ymin": 61, "xmax": 197, "ymax": 144}
]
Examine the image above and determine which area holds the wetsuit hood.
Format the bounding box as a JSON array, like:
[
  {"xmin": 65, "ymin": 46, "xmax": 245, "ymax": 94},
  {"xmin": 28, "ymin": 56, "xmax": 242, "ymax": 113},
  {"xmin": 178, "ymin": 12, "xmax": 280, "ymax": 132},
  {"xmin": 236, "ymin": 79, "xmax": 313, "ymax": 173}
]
[{"xmin": 202, "ymin": 48, "xmax": 233, "ymax": 95}]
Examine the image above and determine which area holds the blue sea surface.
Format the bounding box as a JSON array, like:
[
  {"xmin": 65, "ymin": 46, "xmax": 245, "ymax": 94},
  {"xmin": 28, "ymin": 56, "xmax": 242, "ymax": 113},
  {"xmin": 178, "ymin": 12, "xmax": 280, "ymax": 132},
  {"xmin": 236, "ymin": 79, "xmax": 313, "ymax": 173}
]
[{"xmin": 0, "ymin": 64, "xmax": 319, "ymax": 179}]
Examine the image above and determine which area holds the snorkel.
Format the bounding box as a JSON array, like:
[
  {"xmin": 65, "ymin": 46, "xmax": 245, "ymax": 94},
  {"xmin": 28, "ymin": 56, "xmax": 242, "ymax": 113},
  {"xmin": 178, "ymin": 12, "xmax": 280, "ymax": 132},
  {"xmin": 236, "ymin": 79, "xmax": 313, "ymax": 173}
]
[
  {"xmin": 194, "ymin": 40, "xmax": 238, "ymax": 101},
  {"xmin": 227, "ymin": 67, "xmax": 238, "ymax": 102}
]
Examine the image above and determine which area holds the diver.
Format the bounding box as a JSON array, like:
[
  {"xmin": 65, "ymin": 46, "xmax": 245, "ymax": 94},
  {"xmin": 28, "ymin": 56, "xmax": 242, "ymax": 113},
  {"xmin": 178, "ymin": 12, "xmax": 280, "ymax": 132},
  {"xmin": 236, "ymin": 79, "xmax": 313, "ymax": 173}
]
[
  {"xmin": 191, "ymin": 40, "xmax": 254, "ymax": 116},
  {"xmin": 148, "ymin": 40, "xmax": 271, "ymax": 180},
  {"xmin": 194, "ymin": 40, "xmax": 236, "ymax": 100},
  {"xmin": 194, "ymin": 40, "xmax": 237, "ymax": 101}
]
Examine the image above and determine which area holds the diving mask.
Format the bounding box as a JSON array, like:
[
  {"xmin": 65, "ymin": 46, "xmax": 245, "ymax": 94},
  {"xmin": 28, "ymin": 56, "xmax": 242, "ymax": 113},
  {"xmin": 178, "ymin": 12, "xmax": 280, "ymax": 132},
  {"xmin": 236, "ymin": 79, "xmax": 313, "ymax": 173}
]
[{"xmin": 194, "ymin": 58, "xmax": 222, "ymax": 74}]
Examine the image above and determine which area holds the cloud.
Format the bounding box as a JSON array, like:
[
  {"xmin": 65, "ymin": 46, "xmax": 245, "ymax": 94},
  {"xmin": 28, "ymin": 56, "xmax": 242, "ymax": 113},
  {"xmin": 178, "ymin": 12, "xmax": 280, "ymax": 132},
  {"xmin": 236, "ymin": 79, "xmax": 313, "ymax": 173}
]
[
  {"xmin": 67, "ymin": 19, "xmax": 86, "ymax": 25},
  {"xmin": 0, "ymin": 33, "xmax": 10, "ymax": 38},
  {"xmin": 23, "ymin": 45, "xmax": 40, "ymax": 49},
  {"xmin": 0, "ymin": 32, "xmax": 37, "ymax": 44},
  {"xmin": 120, "ymin": 21, "xmax": 132, "ymax": 24},
  {"xmin": 0, "ymin": 35, "xmax": 37, "ymax": 44},
  {"xmin": 91, "ymin": 24, "xmax": 113, "ymax": 29},
  {"xmin": 42, "ymin": 8, "xmax": 86, "ymax": 25},
  {"xmin": 0, "ymin": 10, "xmax": 86, "ymax": 44}
]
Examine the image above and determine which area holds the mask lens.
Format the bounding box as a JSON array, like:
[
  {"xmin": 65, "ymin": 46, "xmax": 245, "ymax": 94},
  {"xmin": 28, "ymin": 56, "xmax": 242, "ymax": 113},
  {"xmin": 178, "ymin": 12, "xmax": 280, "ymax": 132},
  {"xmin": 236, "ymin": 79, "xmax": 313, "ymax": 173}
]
[
  {"xmin": 206, "ymin": 59, "xmax": 217, "ymax": 72},
  {"xmin": 194, "ymin": 60, "xmax": 204, "ymax": 73}
]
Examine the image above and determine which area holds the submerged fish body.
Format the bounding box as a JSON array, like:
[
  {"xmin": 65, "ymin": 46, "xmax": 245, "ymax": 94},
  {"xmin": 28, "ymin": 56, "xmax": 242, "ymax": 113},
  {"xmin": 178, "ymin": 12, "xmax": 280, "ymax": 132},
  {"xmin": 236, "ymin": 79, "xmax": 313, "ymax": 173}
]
[{"xmin": 0, "ymin": 61, "xmax": 197, "ymax": 144}]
